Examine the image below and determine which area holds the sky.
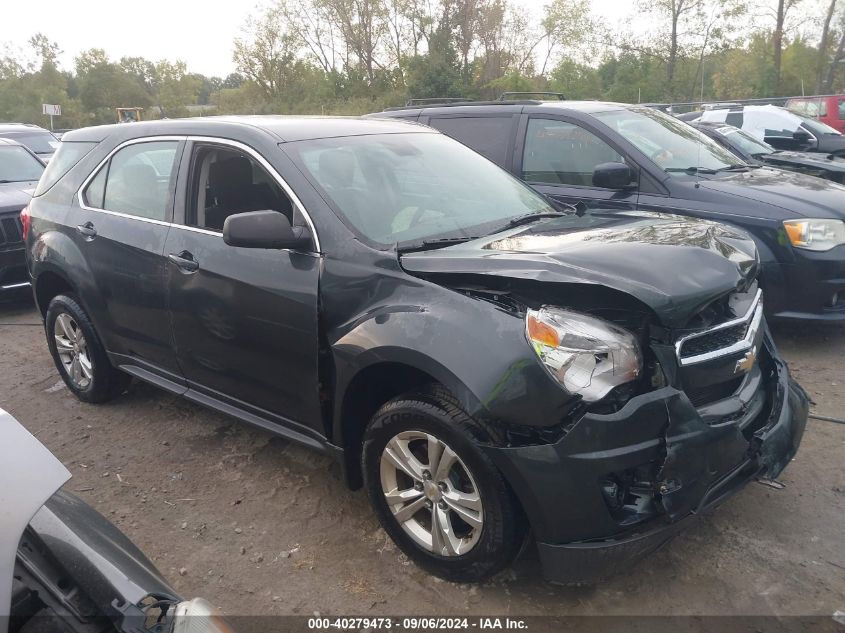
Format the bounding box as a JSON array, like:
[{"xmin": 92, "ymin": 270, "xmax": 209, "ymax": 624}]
[{"xmin": 1, "ymin": 0, "xmax": 640, "ymax": 77}]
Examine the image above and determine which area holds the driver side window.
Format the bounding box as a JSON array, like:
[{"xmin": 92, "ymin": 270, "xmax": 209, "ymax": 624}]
[
  {"xmin": 187, "ymin": 144, "xmax": 296, "ymax": 232},
  {"xmin": 522, "ymin": 118, "xmax": 623, "ymax": 187}
]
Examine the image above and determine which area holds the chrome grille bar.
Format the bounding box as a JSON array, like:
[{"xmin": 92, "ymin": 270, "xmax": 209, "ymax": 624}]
[{"xmin": 676, "ymin": 289, "xmax": 764, "ymax": 366}]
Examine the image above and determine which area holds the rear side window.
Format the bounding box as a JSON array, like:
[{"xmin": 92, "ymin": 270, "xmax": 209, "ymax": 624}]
[
  {"xmin": 839, "ymin": 99, "xmax": 845, "ymax": 120},
  {"xmin": 33, "ymin": 141, "xmax": 97, "ymax": 196},
  {"xmin": 83, "ymin": 141, "xmax": 179, "ymax": 221},
  {"xmin": 428, "ymin": 117, "xmax": 512, "ymax": 166}
]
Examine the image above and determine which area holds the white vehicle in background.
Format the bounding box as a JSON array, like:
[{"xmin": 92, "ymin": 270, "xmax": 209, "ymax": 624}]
[
  {"xmin": 696, "ymin": 104, "xmax": 845, "ymax": 156},
  {"xmin": 0, "ymin": 408, "xmax": 231, "ymax": 633}
]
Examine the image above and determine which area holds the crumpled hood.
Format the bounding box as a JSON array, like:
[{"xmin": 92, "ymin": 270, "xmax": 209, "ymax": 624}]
[
  {"xmin": 695, "ymin": 167, "xmax": 845, "ymax": 219},
  {"xmin": 0, "ymin": 180, "xmax": 36, "ymax": 214},
  {"xmin": 400, "ymin": 211, "xmax": 759, "ymax": 328}
]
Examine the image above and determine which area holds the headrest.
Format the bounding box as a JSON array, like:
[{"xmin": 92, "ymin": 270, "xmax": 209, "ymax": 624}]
[{"xmin": 209, "ymin": 155, "xmax": 253, "ymax": 188}]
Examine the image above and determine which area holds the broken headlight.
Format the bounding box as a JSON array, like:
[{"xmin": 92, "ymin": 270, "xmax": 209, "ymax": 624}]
[{"xmin": 526, "ymin": 307, "xmax": 641, "ymax": 402}]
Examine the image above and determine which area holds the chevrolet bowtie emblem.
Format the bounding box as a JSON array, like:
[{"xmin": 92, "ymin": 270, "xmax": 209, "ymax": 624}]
[{"xmin": 734, "ymin": 345, "xmax": 757, "ymax": 374}]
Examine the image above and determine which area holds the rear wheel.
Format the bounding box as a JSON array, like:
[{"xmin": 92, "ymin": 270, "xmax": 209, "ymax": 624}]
[
  {"xmin": 45, "ymin": 294, "xmax": 130, "ymax": 403},
  {"xmin": 362, "ymin": 387, "xmax": 525, "ymax": 582}
]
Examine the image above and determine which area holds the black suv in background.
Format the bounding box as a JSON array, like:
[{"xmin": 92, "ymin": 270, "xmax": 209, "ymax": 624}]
[
  {"xmin": 25, "ymin": 117, "xmax": 807, "ymax": 584},
  {"xmin": 0, "ymin": 123, "xmax": 59, "ymax": 162},
  {"xmin": 371, "ymin": 101, "xmax": 845, "ymax": 321},
  {"xmin": 0, "ymin": 138, "xmax": 44, "ymax": 293}
]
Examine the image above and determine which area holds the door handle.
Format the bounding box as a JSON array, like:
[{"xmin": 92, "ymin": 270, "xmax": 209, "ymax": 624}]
[
  {"xmin": 168, "ymin": 251, "xmax": 199, "ymax": 273},
  {"xmin": 76, "ymin": 222, "xmax": 97, "ymax": 238}
]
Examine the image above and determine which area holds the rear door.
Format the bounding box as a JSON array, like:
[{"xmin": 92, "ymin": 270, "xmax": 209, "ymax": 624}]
[
  {"xmin": 513, "ymin": 115, "xmax": 638, "ymax": 210},
  {"xmin": 75, "ymin": 137, "xmax": 184, "ymax": 377},
  {"xmin": 164, "ymin": 139, "xmax": 322, "ymax": 430}
]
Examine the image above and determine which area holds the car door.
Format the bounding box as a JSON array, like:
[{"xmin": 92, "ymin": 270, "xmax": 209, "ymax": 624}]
[
  {"xmin": 164, "ymin": 138, "xmax": 322, "ymax": 429},
  {"xmin": 514, "ymin": 115, "xmax": 638, "ymax": 210},
  {"xmin": 74, "ymin": 137, "xmax": 184, "ymax": 377}
]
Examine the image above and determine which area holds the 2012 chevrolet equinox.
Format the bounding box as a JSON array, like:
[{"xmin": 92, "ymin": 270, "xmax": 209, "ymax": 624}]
[{"xmin": 24, "ymin": 117, "xmax": 808, "ymax": 584}]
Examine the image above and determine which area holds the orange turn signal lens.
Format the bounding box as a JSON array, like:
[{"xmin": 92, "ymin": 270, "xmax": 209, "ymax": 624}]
[
  {"xmin": 527, "ymin": 313, "xmax": 560, "ymax": 348},
  {"xmin": 783, "ymin": 221, "xmax": 806, "ymax": 246}
]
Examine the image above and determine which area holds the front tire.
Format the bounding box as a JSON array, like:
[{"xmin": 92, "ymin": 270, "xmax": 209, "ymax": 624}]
[
  {"xmin": 45, "ymin": 294, "xmax": 130, "ymax": 403},
  {"xmin": 362, "ymin": 387, "xmax": 525, "ymax": 582}
]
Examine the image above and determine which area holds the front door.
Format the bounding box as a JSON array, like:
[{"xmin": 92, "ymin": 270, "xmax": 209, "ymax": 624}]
[
  {"xmin": 165, "ymin": 140, "xmax": 322, "ymax": 429},
  {"xmin": 515, "ymin": 116, "xmax": 638, "ymax": 211}
]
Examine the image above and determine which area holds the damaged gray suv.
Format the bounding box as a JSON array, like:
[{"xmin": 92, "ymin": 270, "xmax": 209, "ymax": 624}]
[{"xmin": 24, "ymin": 117, "xmax": 807, "ymax": 584}]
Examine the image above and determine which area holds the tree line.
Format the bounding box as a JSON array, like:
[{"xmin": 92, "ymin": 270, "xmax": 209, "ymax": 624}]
[{"xmin": 1, "ymin": 0, "xmax": 843, "ymax": 128}]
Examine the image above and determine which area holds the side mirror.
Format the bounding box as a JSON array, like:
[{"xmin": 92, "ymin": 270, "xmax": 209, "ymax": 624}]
[
  {"xmin": 793, "ymin": 130, "xmax": 814, "ymax": 146},
  {"xmin": 592, "ymin": 162, "xmax": 635, "ymax": 189},
  {"xmin": 223, "ymin": 211, "xmax": 312, "ymax": 250}
]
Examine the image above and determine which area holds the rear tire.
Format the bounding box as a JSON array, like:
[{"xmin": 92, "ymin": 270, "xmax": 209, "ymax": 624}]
[
  {"xmin": 45, "ymin": 294, "xmax": 130, "ymax": 403},
  {"xmin": 362, "ymin": 386, "xmax": 525, "ymax": 582}
]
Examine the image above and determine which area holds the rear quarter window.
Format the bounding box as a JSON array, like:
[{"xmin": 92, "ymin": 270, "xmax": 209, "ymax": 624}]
[{"xmin": 33, "ymin": 141, "xmax": 98, "ymax": 196}]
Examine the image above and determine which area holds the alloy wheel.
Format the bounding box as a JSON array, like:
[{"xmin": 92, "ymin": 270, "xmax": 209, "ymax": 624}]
[
  {"xmin": 379, "ymin": 430, "xmax": 483, "ymax": 556},
  {"xmin": 54, "ymin": 313, "xmax": 93, "ymax": 389}
]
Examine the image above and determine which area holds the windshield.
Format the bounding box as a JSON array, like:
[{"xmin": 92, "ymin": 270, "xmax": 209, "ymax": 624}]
[
  {"xmin": 595, "ymin": 107, "xmax": 742, "ymax": 172},
  {"xmin": 718, "ymin": 126, "xmax": 774, "ymax": 156},
  {"xmin": 288, "ymin": 133, "xmax": 553, "ymax": 247},
  {"xmin": 2, "ymin": 131, "xmax": 59, "ymax": 154},
  {"xmin": 0, "ymin": 146, "xmax": 45, "ymax": 182},
  {"xmin": 796, "ymin": 114, "xmax": 840, "ymax": 137}
]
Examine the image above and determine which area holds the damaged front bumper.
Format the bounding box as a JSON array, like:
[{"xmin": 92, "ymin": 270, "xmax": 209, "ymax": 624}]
[{"xmin": 483, "ymin": 334, "xmax": 808, "ymax": 585}]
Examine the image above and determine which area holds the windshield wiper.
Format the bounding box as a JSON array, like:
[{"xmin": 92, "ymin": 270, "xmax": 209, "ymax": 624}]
[
  {"xmin": 664, "ymin": 166, "xmax": 718, "ymax": 174},
  {"xmin": 501, "ymin": 210, "xmax": 568, "ymax": 229},
  {"xmin": 715, "ymin": 164, "xmax": 752, "ymax": 172},
  {"xmin": 396, "ymin": 236, "xmax": 478, "ymax": 254}
]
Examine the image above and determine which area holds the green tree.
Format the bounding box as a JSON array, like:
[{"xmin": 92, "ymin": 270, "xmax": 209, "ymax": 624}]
[{"xmin": 404, "ymin": 25, "xmax": 464, "ymax": 98}]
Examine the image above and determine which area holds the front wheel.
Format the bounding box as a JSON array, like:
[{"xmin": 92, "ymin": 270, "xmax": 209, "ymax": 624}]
[
  {"xmin": 45, "ymin": 294, "xmax": 130, "ymax": 403},
  {"xmin": 362, "ymin": 388, "xmax": 525, "ymax": 582}
]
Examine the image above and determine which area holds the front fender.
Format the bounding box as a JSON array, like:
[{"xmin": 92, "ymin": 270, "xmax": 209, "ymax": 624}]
[{"xmin": 329, "ymin": 280, "xmax": 576, "ymax": 442}]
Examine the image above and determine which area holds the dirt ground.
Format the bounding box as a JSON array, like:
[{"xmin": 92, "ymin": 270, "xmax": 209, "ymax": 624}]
[{"xmin": 1, "ymin": 294, "xmax": 843, "ymax": 619}]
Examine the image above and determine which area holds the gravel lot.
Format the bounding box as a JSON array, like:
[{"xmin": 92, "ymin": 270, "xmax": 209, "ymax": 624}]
[{"xmin": 1, "ymin": 294, "xmax": 843, "ymax": 619}]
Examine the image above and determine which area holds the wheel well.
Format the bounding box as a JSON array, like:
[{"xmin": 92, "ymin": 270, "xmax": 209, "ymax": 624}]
[
  {"xmin": 34, "ymin": 272, "xmax": 74, "ymax": 317},
  {"xmin": 339, "ymin": 363, "xmax": 438, "ymax": 489}
]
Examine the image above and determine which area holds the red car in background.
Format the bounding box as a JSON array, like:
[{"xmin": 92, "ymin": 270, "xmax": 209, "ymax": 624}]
[{"xmin": 787, "ymin": 95, "xmax": 845, "ymax": 133}]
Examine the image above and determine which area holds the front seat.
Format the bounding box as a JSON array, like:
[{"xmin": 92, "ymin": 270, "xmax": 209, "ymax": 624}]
[
  {"xmin": 206, "ymin": 156, "xmax": 284, "ymax": 230},
  {"xmin": 317, "ymin": 149, "xmax": 375, "ymax": 235}
]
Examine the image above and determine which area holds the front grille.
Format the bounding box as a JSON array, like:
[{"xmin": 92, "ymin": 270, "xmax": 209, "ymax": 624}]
[
  {"xmin": 676, "ymin": 289, "xmax": 763, "ymax": 365},
  {"xmin": 685, "ymin": 377, "xmax": 744, "ymax": 407},
  {"xmin": 679, "ymin": 323, "xmax": 748, "ymax": 359},
  {"xmin": 0, "ymin": 214, "xmax": 24, "ymax": 246}
]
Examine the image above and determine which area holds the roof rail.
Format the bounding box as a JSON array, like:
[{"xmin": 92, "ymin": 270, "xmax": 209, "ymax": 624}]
[
  {"xmin": 405, "ymin": 97, "xmax": 471, "ymax": 107},
  {"xmin": 499, "ymin": 92, "xmax": 565, "ymax": 101}
]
